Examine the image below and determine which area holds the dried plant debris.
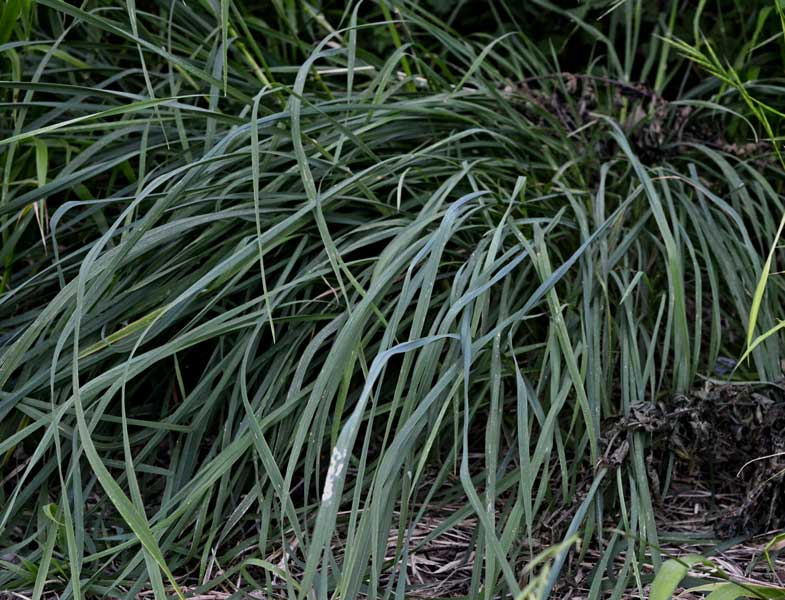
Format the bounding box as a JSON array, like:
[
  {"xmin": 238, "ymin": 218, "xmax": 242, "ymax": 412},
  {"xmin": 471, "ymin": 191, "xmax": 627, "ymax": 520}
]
[
  {"xmin": 195, "ymin": 509, "xmax": 483, "ymax": 599},
  {"xmin": 662, "ymin": 382, "xmax": 785, "ymax": 538},
  {"xmin": 595, "ymin": 382, "xmax": 785, "ymax": 540},
  {"xmin": 539, "ymin": 384, "xmax": 785, "ymax": 598},
  {"xmin": 501, "ymin": 72, "xmax": 771, "ymax": 165},
  {"xmin": 378, "ymin": 513, "xmax": 478, "ymax": 598}
]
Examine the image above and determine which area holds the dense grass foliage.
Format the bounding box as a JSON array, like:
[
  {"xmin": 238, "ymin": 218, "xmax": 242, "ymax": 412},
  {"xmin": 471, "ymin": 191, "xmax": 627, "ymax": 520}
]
[{"xmin": 2, "ymin": 1, "xmax": 785, "ymax": 598}]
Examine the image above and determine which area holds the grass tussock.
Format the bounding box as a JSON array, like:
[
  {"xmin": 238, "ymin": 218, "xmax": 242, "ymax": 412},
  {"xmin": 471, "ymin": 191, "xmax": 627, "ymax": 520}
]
[{"xmin": 1, "ymin": 1, "xmax": 785, "ymax": 598}]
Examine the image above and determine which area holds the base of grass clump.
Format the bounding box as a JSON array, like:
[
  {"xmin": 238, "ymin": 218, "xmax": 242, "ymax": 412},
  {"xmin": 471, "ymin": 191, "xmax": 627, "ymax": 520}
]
[
  {"xmin": 532, "ymin": 381, "xmax": 785, "ymax": 598},
  {"xmin": 653, "ymin": 381, "xmax": 785, "ymax": 539}
]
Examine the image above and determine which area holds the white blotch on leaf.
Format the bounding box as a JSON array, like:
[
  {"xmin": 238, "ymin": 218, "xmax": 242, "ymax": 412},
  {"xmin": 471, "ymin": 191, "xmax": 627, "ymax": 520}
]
[{"xmin": 322, "ymin": 447, "xmax": 347, "ymax": 503}]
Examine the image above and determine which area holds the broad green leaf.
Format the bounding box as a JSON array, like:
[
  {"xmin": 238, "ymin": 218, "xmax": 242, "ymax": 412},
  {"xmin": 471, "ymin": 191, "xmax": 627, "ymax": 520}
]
[{"xmin": 650, "ymin": 556, "xmax": 704, "ymax": 600}]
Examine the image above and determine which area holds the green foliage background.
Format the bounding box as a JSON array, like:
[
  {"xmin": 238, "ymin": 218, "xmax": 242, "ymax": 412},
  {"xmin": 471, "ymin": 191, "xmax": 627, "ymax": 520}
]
[{"xmin": 1, "ymin": 0, "xmax": 784, "ymax": 597}]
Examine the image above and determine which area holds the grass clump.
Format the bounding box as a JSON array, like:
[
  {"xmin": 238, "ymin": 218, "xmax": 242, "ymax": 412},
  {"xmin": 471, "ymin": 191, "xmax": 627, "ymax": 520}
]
[{"xmin": 1, "ymin": 1, "xmax": 785, "ymax": 598}]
